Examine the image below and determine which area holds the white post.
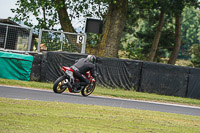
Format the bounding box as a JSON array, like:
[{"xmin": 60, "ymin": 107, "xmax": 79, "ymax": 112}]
[
  {"xmin": 60, "ymin": 32, "xmax": 64, "ymax": 51},
  {"xmin": 37, "ymin": 29, "xmax": 43, "ymax": 52},
  {"xmin": 4, "ymin": 26, "xmax": 8, "ymax": 49},
  {"xmin": 27, "ymin": 28, "xmax": 33, "ymax": 51},
  {"xmin": 81, "ymin": 33, "xmax": 87, "ymax": 54}
]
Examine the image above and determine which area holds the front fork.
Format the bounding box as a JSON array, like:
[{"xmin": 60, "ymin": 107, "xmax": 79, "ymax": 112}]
[{"xmin": 63, "ymin": 77, "xmax": 73, "ymax": 92}]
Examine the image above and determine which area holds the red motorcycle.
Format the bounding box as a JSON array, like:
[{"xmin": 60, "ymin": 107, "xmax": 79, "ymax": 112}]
[{"xmin": 53, "ymin": 66, "xmax": 96, "ymax": 96}]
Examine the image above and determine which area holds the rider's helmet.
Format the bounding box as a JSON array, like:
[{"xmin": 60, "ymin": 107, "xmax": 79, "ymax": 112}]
[{"xmin": 87, "ymin": 55, "xmax": 96, "ymax": 64}]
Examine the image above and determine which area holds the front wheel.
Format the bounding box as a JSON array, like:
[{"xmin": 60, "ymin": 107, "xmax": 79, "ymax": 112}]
[
  {"xmin": 81, "ymin": 81, "xmax": 96, "ymax": 96},
  {"xmin": 53, "ymin": 76, "xmax": 69, "ymax": 94}
]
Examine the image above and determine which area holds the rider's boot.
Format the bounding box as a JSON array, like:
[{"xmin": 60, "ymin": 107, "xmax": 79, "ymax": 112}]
[{"xmin": 72, "ymin": 82, "xmax": 80, "ymax": 91}]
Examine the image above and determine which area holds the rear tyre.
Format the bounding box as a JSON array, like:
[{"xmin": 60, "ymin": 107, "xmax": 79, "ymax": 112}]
[
  {"xmin": 53, "ymin": 76, "xmax": 69, "ymax": 94},
  {"xmin": 81, "ymin": 81, "xmax": 96, "ymax": 96}
]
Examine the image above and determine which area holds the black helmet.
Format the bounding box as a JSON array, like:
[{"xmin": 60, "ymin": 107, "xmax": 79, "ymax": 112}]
[{"xmin": 87, "ymin": 55, "xmax": 96, "ymax": 63}]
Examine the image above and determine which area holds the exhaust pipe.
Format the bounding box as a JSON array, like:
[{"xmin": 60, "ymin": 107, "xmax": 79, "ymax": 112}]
[{"xmin": 64, "ymin": 79, "xmax": 73, "ymax": 92}]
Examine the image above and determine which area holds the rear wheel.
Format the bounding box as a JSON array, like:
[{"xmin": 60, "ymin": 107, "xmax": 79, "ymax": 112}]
[
  {"xmin": 53, "ymin": 76, "xmax": 69, "ymax": 94},
  {"xmin": 81, "ymin": 81, "xmax": 96, "ymax": 96}
]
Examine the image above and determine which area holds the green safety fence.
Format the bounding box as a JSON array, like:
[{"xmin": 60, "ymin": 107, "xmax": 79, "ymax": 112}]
[{"xmin": 0, "ymin": 51, "xmax": 34, "ymax": 81}]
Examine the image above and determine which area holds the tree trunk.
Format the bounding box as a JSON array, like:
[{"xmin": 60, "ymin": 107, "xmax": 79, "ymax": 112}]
[
  {"xmin": 168, "ymin": 15, "xmax": 181, "ymax": 65},
  {"xmin": 98, "ymin": 0, "xmax": 128, "ymax": 57},
  {"xmin": 54, "ymin": 0, "xmax": 82, "ymax": 51},
  {"xmin": 42, "ymin": 7, "xmax": 47, "ymax": 28},
  {"xmin": 55, "ymin": 0, "xmax": 75, "ymax": 33},
  {"xmin": 147, "ymin": 11, "xmax": 165, "ymax": 62}
]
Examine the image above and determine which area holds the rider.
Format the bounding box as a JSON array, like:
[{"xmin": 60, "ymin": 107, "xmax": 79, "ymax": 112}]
[{"xmin": 70, "ymin": 55, "xmax": 96, "ymax": 90}]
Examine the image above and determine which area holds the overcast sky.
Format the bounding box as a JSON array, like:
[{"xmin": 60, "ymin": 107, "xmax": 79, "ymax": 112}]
[
  {"xmin": 0, "ymin": 0, "xmax": 17, "ymax": 19},
  {"xmin": 0, "ymin": 0, "xmax": 88, "ymax": 32}
]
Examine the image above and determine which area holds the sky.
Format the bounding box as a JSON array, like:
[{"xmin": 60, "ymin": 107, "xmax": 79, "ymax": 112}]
[
  {"xmin": 0, "ymin": 0, "xmax": 83, "ymax": 32},
  {"xmin": 0, "ymin": 0, "xmax": 18, "ymax": 19}
]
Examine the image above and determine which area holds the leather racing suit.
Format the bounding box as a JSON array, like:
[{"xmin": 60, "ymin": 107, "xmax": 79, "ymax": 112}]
[{"xmin": 71, "ymin": 58, "xmax": 95, "ymax": 87}]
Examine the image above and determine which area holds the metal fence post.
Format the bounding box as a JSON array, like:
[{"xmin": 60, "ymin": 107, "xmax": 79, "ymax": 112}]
[
  {"xmin": 28, "ymin": 28, "xmax": 33, "ymax": 51},
  {"xmin": 60, "ymin": 32, "xmax": 64, "ymax": 51},
  {"xmin": 81, "ymin": 33, "xmax": 87, "ymax": 54},
  {"xmin": 4, "ymin": 26, "xmax": 8, "ymax": 49},
  {"xmin": 37, "ymin": 29, "xmax": 42, "ymax": 52}
]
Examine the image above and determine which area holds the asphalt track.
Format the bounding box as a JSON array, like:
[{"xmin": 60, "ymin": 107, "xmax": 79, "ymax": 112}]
[{"xmin": 0, "ymin": 85, "xmax": 200, "ymax": 116}]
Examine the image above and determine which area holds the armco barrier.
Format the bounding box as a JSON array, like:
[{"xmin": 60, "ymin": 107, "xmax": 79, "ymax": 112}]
[
  {"xmin": 139, "ymin": 62, "xmax": 190, "ymax": 97},
  {"xmin": 30, "ymin": 54, "xmax": 43, "ymax": 81},
  {"xmin": 187, "ymin": 68, "xmax": 200, "ymax": 99},
  {"xmin": 96, "ymin": 57, "xmax": 142, "ymax": 90},
  {"xmin": 44, "ymin": 51, "xmax": 87, "ymax": 82}
]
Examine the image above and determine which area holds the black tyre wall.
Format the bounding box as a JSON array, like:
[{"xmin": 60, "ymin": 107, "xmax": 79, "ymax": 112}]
[
  {"xmin": 30, "ymin": 51, "xmax": 200, "ymax": 99},
  {"xmin": 187, "ymin": 68, "xmax": 200, "ymax": 99},
  {"xmin": 96, "ymin": 57, "xmax": 142, "ymax": 90},
  {"xmin": 139, "ymin": 62, "xmax": 189, "ymax": 97}
]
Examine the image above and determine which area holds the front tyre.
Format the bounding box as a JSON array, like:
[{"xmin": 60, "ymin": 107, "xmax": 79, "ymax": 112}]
[
  {"xmin": 81, "ymin": 81, "xmax": 96, "ymax": 96},
  {"xmin": 53, "ymin": 76, "xmax": 68, "ymax": 94}
]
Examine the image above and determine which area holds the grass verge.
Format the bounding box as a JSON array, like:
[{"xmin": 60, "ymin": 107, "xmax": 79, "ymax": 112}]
[
  {"xmin": 0, "ymin": 97, "xmax": 200, "ymax": 133},
  {"xmin": 0, "ymin": 78, "xmax": 200, "ymax": 106}
]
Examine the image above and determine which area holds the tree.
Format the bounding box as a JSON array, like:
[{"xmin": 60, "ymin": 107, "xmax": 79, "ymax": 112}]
[
  {"xmin": 12, "ymin": 0, "xmax": 129, "ymax": 58},
  {"xmin": 147, "ymin": 0, "xmax": 170, "ymax": 62},
  {"xmin": 190, "ymin": 44, "xmax": 200, "ymax": 68},
  {"xmin": 54, "ymin": 0, "xmax": 76, "ymax": 33},
  {"xmin": 147, "ymin": 10, "xmax": 165, "ymax": 62},
  {"xmin": 98, "ymin": 0, "xmax": 128, "ymax": 57},
  {"xmin": 180, "ymin": 6, "xmax": 200, "ymax": 59},
  {"xmin": 12, "ymin": 0, "xmax": 108, "ymax": 52},
  {"xmin": 168, "ymin": 15, "xmax": 182, "ymax": 64},
  {"xmin": 121, "ymin": 0, "xmax": 171, "ymax": 61},
  {"xmin": 168, "ymin": 0, "xmax": 198, "ymax": 64},
  {"xmin": 11, "ymin": 0, "xmax": 79, "ymax": 32}
]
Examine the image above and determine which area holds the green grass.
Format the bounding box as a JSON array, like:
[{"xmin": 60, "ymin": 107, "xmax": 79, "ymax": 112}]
[
  {"xmin": 0, "ymin": 78, "xmax": 53, "ymax": 89},
  {"xmin": 95, "ymin": 87, "xmax": 200, "ymax": 106},
  {"xmin": 0, "ymin": 97, "xmax": 200, "ymax": 133},
  {"xmin": 0, "ymin": 78, "xmax": 200, "ymax": 106}
]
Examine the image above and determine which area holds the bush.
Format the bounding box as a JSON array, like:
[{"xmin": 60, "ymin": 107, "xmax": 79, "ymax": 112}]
[{"xmin": 190, "ymin": 44, "xmax": 200, "ymax": 68}]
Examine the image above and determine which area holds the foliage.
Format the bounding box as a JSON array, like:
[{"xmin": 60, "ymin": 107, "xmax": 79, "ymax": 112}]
[
  {"xmin": 180, "ymin": 6, "xmax": 200, "ymax": 59},
  {"xmin": 121, "ymin": 0, "xmax": 199, "ymax": 63},
  {"xmin": 190, "ymin": 44, "xmax": 200, "ymax": 68},
  {"xmin": 120, "ymin": 36, "xmax": 144, "ymax": 60},
  {"xmin": 11, "ymin": 0, "xmax": 59, "ymax": 29},
  {"xmin": 11, "ymin": 0, "xmax": 108, "ymax": 31},
  {"xmin": 67, "ymin": 0, "xmax": 108, "ymax": 19},
  {"xmin": 40, "ymin": 31, "xmax": 78, "ymax": 52},
  {"xmin": 121, "ymin": 5, "xmax": 175, "ymax": 61},
  {"xmin": 66, "ymin": 0, "xmax": 108, "ymax": 32},
  {"xmin": 10, "ymin": 0, "xmax": 200, "ymax": 63},
  {"xmin": 86, "ymin": 33, "xmax": 102, "ymax": 48}
]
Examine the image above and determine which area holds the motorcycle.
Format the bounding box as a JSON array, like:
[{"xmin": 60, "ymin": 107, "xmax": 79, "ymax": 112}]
[{"xmin": 53, "ymin": 66, "xmax": 96, "ymax": 96}]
